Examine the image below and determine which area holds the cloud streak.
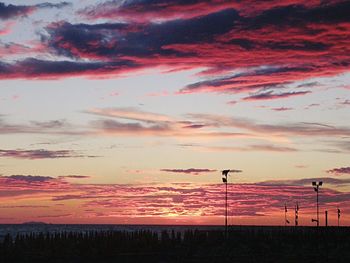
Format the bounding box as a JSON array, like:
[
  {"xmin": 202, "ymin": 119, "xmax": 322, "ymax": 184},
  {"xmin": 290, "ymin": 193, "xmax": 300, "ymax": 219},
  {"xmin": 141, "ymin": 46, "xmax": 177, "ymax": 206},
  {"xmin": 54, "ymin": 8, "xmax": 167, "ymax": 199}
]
[
  {"xmin": 0, "ymin": 149, "xmax": 96, "ymax": 159},
  {"xmin": 160, "ymin": 168, "xmax": 217, "ymax": 175},
  {"xmin": 327, "ymin": 167, "xmax": 350, "ymax": 175},
  {"xmin": 243, "ymin": 90, "xmax": 311, "ymax": 101}
]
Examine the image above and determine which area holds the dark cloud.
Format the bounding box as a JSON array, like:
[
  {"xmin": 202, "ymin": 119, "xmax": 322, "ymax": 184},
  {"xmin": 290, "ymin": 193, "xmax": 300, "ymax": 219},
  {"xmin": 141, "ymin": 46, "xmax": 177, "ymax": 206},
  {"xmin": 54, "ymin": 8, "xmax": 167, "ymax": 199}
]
[
  {"xmin": 37, "ymin": 213, "xmax": 72, "ymax": 218},
  {"xmin": 47, "ymin": 9, "xmax": 238, "ymax": 60},
  {"xmin": 160, "ymin": 168, "xmax": 217, "ymax": 175},
  {"xmin": 1, "ymin": 175, "xmax": 54, "ymax": 182},
  {"xmin": 327, "ymin": 167, "xmax": 350, "ymax": 175},
  {"xmin": 0, "ymin": 149, "xmax": 94, "ymax": 159},
  {"xmin": 271, "ymin": 107, "xmax": 294, "ymax": 111},
  {"xmin": 0, "ymin": 2, "xmax": 71, "ymax": 20},
  {"xmin": 180, "ymin": 67, "xmax": 306, "ymax": 94},
  {"xmin": 0, "ymin": 2, "xmax": 33, "ymax": 19},
  {"xmin": 0, "ymin": 58, "xmax": 138, "ymax": 79},
  {"xmin": 243, "ymin": 90, "xmax": 311, "ymax": 101},
  {"xmin": 35, "ymin": 2, "xmax": 71, "ymax": 9},
  {"xmin": 0, "ymin": 0, "xmax": 349, "ymax": 95},
  {"xmin": 78, "ymin": 0, "xmax": 240, "ymax": 22},
  {"xmin": 58, "ymin": 175, "xmax": 90, "ymax": 179}
]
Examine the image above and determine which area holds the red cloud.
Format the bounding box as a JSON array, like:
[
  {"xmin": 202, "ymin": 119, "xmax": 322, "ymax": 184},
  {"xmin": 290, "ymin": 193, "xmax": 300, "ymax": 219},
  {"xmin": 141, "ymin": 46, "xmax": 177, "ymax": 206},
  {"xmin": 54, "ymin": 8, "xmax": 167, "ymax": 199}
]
[
  {"xmin": 0, "ymin": 0, "xmax": 348, "ymax": 105},
  {"xmin": 77, "ymin": 0, "xmax": 322, "ymax": 22}
]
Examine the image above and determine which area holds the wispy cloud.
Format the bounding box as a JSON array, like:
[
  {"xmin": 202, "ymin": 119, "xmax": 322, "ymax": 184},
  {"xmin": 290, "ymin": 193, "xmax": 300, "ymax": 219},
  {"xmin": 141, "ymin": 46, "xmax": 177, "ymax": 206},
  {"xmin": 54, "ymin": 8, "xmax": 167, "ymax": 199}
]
[
  {"xmin": 243, "ymin": 91, "xmax": 311, "ymax": 101},
  {"xmin": 327, "ymin": 167, "xmax": 350, "ymax": 175},
  {"xmin": 0, "ymin": 149, "xmax": 97, "ymax": 159},
  {"xmin": 202, "ymin": 144, "xmax": 298, "ymax": 152},
  {"xmin": 160, "ymin": 168, "xmax": 217, "ymax": 175}
]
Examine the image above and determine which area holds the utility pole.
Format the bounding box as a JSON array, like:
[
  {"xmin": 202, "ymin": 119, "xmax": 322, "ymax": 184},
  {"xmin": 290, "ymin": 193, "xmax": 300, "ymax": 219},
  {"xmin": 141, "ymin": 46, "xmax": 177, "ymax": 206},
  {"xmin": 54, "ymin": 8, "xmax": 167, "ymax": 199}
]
[{"xmin": 312, "ymin": 181, "xmax": 323, "ymax": 227}]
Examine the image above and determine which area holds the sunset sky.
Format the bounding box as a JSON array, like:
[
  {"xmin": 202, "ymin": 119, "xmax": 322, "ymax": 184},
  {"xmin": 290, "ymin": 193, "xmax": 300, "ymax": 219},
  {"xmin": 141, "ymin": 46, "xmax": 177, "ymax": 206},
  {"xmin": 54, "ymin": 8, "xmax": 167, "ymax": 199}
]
[{"xmin": 0, "ymin": 0, "xmax": 349, "ymax": 226}]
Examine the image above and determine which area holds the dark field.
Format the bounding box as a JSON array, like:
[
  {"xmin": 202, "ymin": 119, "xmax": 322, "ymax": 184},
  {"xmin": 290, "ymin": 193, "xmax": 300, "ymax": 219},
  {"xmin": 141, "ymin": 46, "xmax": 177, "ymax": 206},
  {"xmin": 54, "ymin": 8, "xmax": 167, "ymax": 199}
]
[{"xmin": 1, "ymin": 225, "xmax": 350, "ymax": 262}]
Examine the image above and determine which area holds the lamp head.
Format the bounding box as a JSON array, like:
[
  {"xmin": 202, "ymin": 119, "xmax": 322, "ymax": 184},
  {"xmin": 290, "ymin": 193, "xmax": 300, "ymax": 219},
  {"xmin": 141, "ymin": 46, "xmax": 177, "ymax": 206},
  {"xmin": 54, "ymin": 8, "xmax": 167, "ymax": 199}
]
[
  {"xmin": 319, "ymin": 181, "xmax": 323, "ymax": 186},
  {"xmin": 312, "ymin": 181, "xmax": 316, "ymax": 186},
  {"xmin": 222, "ymin": 170, "xmax": 230, "ymax": 176}
]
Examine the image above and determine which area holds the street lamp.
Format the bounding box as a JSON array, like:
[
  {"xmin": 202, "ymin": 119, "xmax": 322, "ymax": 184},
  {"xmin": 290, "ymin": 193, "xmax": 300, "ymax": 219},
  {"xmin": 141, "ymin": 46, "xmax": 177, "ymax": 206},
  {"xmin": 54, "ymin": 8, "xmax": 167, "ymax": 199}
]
[{"xmin": 312, "ymin": 181, "xmax": 323, "ymax": 227}]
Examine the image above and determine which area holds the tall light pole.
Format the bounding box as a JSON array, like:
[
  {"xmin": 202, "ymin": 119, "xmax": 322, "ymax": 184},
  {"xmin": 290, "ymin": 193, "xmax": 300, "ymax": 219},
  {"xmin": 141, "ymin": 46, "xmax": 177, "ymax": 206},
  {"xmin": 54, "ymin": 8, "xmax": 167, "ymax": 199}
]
[
  {"xmin": 338, "ymin": 207, "xmax": 341, "ymax": 227},
  {"xmin": 221, "ymin": 169, "xmax": 242, "ymax": 238},
  {"xmin": 222, "ymin": 170, "xmax": 230, "ymax": 237},
  {"xmin": 312, "ymin": 181, "xmax": 323, "ymax": 227}
]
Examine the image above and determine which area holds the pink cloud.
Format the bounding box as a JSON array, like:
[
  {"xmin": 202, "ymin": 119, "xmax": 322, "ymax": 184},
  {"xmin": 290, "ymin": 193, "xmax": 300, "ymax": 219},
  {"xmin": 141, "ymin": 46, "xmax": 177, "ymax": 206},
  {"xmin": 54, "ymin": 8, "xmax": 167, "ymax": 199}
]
[
  {"xmin": 0, "ymin": 21, "xmax": 14, "ymax": 35},
  {"xmin": 1, "ymin": 175, "xmax": 350, "ymax": 225}
]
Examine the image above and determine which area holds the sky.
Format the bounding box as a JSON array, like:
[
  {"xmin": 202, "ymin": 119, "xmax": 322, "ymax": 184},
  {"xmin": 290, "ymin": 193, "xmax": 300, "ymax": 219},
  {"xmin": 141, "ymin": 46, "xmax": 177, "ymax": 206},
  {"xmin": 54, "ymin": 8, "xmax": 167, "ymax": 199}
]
[{"xmin": 0, "ymin": 0, "xmax": 349, "ymax": 226}]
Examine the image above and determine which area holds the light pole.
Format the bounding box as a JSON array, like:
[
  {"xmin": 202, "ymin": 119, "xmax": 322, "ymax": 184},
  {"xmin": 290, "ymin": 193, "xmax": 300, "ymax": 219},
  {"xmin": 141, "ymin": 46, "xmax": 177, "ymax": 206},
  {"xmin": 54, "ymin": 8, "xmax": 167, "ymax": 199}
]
[
  {"xmin": 338, "ymin": 207, "xmax": 341, "ymax": 227},
  {"xmin": 312, "ymin": 181, "xmax": 323, "ymax": 227},
  {"xmin": 221, "ymin": 169, "xmax": 242, "ymax": 238},
  {"xmin": 222, "ymin": 170, "xmax": 230, "ymax": 237},
  {"xmin": 295, "ymin": 202, "xmax": 299, "ymax": 227},
  {"xmin": 284, "ymin": 203, "xmax": 290, "ymax": 226}
]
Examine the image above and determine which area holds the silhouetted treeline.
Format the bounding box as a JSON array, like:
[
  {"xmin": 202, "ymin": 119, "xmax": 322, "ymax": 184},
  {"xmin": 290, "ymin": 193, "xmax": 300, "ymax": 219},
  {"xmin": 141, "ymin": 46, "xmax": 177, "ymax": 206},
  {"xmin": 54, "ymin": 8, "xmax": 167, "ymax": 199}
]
[{"xmin": 1, "ymin": 227, "xmax": 350, "ymax": 262}]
